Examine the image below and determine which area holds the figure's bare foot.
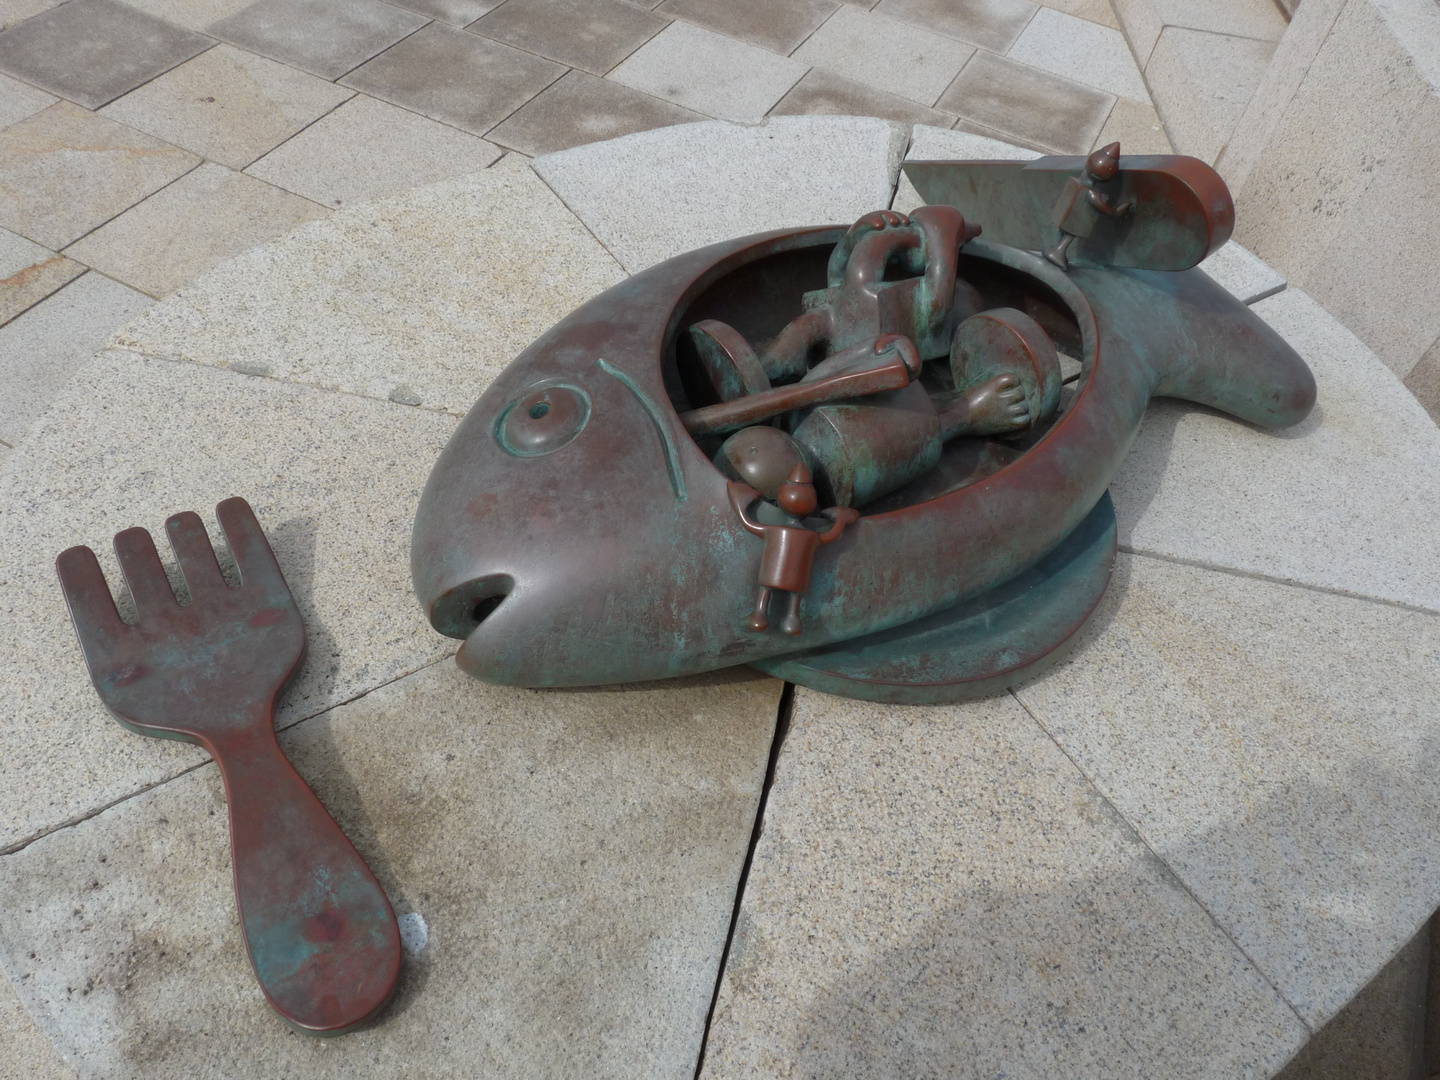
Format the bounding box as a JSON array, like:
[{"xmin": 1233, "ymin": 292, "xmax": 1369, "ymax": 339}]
[
  {"xmin": 963, "ymin": 373, "xmax": 1032, "ymax": 436},
  {"xmin": 747, "ymin": 613, "xmax": 769, "ymax": 632}
]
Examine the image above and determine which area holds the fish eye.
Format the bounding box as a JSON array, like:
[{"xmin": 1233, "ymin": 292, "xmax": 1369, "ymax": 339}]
[{"xmin": 495, "ymin": 383, "xmax": 590, "ymax": 457}]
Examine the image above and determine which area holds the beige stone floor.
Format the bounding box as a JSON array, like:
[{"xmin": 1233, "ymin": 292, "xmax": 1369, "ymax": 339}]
[
  {"xmin": 4, "ymin": 1, "xmax": 1440, "ymax": 1078},
  {"xmin": 0, "ymin": 0, "xmax": 1184, "ymax": 464}
]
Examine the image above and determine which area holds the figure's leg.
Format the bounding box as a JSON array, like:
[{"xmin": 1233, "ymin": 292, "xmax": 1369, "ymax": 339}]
[
  {"xmin": 747, "ymin": 587, "xmax": 772, "ymax": 632},
  {"xmin": 1043, "ymin": 233, "xmax": 1074, "ymax": 271},
  {"xmin": 779, "ymin": 592, "xmax": 803, "ymax": 636}
]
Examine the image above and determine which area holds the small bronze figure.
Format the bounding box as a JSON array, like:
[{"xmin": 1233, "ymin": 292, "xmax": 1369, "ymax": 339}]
[
  {"xmin": 728, "ymin": 464, "xmax": 858, "ymax": 635},
  {"xmin": 1044, "ymin": 141, "xmax": 1135, "ymax": 271}
]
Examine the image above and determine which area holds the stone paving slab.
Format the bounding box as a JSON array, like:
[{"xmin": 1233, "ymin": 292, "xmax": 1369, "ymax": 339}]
[
  {"xmin": 1007, "ymin": 6, "xmax": 1149, "ymax": 102},
  {"xmin": 701, "ymin": 688, "xmax": 1309, "ymax": 1079},
  {"xmin": 65, "ymin": 161, "xmax": 329, "ymax": 299},
  {"xmin": 1111, "ymin": 286, "xmax": 1440, "ymax": 613},
  {"xmin": 1094, "ymin": 95, "xmax": 1173, "ymax": 154},
  {"xmin": 607, "ymin": 20, "xmax": 807, "ymax": 122},
  {"xmin": 0, "ymin": 973, "xmax": 73, "ymax": 1080},
  {"xmin": 341, "ymin": 23, "xmax": 565, "ymax": 137},
  {"xmin": 770, "ymin": 68, "xmax": 958, "ymax": 128},
  {"xmin": 791, "ymin": 4, "xmax": 975, "ymax": 108},
  {"xmin": 245, "ymin": 93, "xmax": 501, "ymax": 208},
  {"xmin": 486, "ymin": 68, "xmax": 702, "ymax": 158},
  {"xmin": 532, "ymin": 115, "xmax": 906, "ymax": 273},
  {"xmin": 0, "ymin": 227, "xmax": 84, "ymax": 327},
  {"xmin": 1198, "ymin": 239, "xmax": 1287, "ymax": 305},
  {"xmin": 0, "ymin": 274, "xmax": 153, "ymax": 445},
  {"xmin": 0, "ymin": 102, "xmax": 200, "ymax": 251},
  {"xmin": 0, "ymin": 0, "xmax": 211, "ymax": 111},
  {"xmin": 937, "ymin": 49, "xmax": 1116, "ymax": 155},
  {"xmin": 0, "ymin": 70, "xmax": 56, "ymax": 129},
  {"xmin": 98, "ymin": 43, "xmax": 354, "ymax": 171},
  {"xmin": 1015, "ymin": 552, "xmax": 1440, "ymax": 1030},
  {"xmin": 0, "ymin": 661, "xmax": 782, "ymax": 1080},
  {"xmin": 210, "ymin": 0, "xmax": 427, "ymax": 81},
  {"xmin": 116, "ymin": 155, "xmax": 624, "ymax": 412},
  {"xmin": 0, "ymin": 349, "xmax": 458, "ymax": 854}
]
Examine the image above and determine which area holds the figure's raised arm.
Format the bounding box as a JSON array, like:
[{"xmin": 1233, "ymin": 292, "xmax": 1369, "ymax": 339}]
[
  {"xmin": 818, "ymin": 506, "xmax": 859, "ymax": 543},
  {"xmin": 727, "ymin": 481, "xmax": 766, "ymax": 537},
  {"xmin": 1087, "ymin": 187, "xmax": 1134, "ymax": 216}
]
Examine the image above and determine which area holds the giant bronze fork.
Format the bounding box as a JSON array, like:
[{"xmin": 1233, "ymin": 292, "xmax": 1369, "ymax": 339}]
[{"xmin": 56, "ymin": 497, "xmax": 401, "ymax": 1034}]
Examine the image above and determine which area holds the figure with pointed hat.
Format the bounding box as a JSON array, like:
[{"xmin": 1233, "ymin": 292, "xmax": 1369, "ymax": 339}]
[
  {"xmin": 728, "ymin": 463, "xmax": 859, "ymax": 636},
  {"xmin": 1044, "ymin": 141, "xmax": 1135, "ymax": 271}
]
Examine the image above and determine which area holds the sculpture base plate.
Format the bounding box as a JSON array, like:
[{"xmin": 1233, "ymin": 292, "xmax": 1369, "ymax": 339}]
[{"xmin": 752, "ymin": 491, "xmax": 1116, "ymax": 703}]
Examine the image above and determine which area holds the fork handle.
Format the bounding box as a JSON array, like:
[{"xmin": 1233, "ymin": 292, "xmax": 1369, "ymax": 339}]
[{"xmin": 205, "ymin": 725, "xmax": 401, "ymax": 1033}]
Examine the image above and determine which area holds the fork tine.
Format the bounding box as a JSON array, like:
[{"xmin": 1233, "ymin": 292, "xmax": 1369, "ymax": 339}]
[
  {"xmin": 216, "ymin": 497, "xmax": 292, "ymax": 599},
  {"xmin": 165, "ymin": 511, "xmax": 229, "ymax": 601},
  {"xmin": 56, "ymin": 545, "xmax": 128, "ymax": 644},
  {"xmin": 114, "ymin": 527, "xmax": 179, "ymax": 619}
]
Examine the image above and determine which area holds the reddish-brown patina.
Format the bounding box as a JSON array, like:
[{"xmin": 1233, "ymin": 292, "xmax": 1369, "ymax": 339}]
[{"xmin": 57, "ymin": 498, "xmax": 401, "ymax": 1034}]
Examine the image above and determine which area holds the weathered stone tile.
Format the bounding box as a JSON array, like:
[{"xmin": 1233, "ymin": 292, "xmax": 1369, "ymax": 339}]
[
  {"xmin": 246, "ymin": 94, "xmax": 501, "ymax": 207},
  {"xmin": 937, "ymin": 50, "xmax": 1115, "ymax": 155},
  {"xmin": 0, "ymin": 227, "xmax": 83, "ymax": 326},
  {"xmin": 0, "ymin": 102, "xmax": 200, "ymax": 250},
  {"xmin": 116, "ymin": 0, "xmax": 253, "ymax": 30},
  {"xmin": 0, "ymin": 0, "xmax": 211, "ymax": 110},
  {"xmin": 1112, "ymin": 287, "xmax": 1440, "ymax": 612},
  {"xmin": 0, "ymin": 349, "xmax": 459, "ymax": 853},
  {"xmin": 471, "ymin": 0, "xmax": 668, "ymax": 76},
  {"xmin": 0, "ymin": 274, "xmax": 152, "ymax": 445},
  {"xmin": 1143, "ymin": 25, "xmax": 1275, "ymax": 163},
  {"xmin": 1216, "ymin": 0, "xmax": 1345, "ymax": 195},
  {"xmin": 210, "ymin": 0, "xmax": 427, "ymax": 80},
  {"xmin": 702, "ymin": 689, "xmax": 1308, "ymax": 1079},
  {"xmin": 1151, "ymin": 0, "xmax": 1286, "ymax": 41},
  {"xmin": 770, "ymin": 68, "xmax": 958, "ymax": 127},
  {"xmin": 1007, "ymin": 6, "xmax": 1148, "ymax": 101},
  {"xmin": 874, "ymin": 0, "xmax": 1038, "ymax": 53},
  {"xmin": 487, "ymin": 68, "xmax": 700, "ymax": 157},
  {"xmin": 1197, "ymin": 239, "xmax": 1285, "ymax": 305},
  {"xmin": 1110, "ymin": 0, "xmax": 1163, "ymax": 67},
  {"xmin": 607, "ymin": 21, "xmax": 808, "ymax": 121},
  {"xmin": 1404, "ymin": 335, "xmax": 1440, "ymax": 425},
  {"xmin": 0, "ymin": 0, "xmax": 61, "ymax": 31},
  {"xmin": 100, "ymin": 44, "xmax": 353, "ymax": 170},
  {"xmin": 655, "ymin": 0, "xmax": 837, "ymax": 55},
  {"xmin": 950, "ymin": 112, "xmax": 1054, "ymax": 153},
  {"xmin": 1093, "ymin": 94, "xmax": 1172, "ymax": 154},
  {"xmin": 389, "ymin": 0, "xmax": 497, "ymax": 25},
  {"xmin": 65, "ymin": 163, "xmax": 329, "ymax": 299},
  {"xmin": 533, "ymin": 115, "xmax": 905, "ymax": 272},
  {"xmin": 0, "ymin": 661, "xmax": 781, "ymax": 1079},
  {"xmin": 0, "ymin": 974, "xmax": 75, "ymax": 1080},
  {"xmin": 341, "ymin": 23, "xmax": 565, "ymax": 136},
  {"xmin": 0, "ymin": 70, "xmax": 56, "ymax": 129},
  {"xmin": 791, "ymin": 4, "xmax": 973, "ymax": 106},
  {"xmin": 116, "ymin": 155, "xmax": 624, "ymax": 413},
  {"xmin": 1298, "ymin": 91, "xmax": 1440, "ymax": 379},
  {"xmin": 891, "ymin": 121, "xmax": 1039, "ymax": 214},
  {"xmin": 1037, "ymin": 0, "xmax": 1118, "ymax": 29},
  {"xmin": 1016, "ymin": 553, "xmax": 1440, "ymax": 1028}
]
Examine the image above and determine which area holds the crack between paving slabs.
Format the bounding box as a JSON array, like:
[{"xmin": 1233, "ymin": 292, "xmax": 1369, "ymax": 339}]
[{"xmin": 692, "ymin": 679, "xmax": 796, "ymax": 1080}]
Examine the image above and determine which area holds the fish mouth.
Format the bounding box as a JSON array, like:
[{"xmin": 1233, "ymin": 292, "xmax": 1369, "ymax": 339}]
[{"xmin": 426, "ymin": 573, "xmax": 515, "ymax": 640}]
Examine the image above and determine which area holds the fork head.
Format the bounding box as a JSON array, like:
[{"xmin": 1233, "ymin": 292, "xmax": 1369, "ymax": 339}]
[{"xmin": 57, "ymin": 497, "xmax": 305, "ymax": 743}]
